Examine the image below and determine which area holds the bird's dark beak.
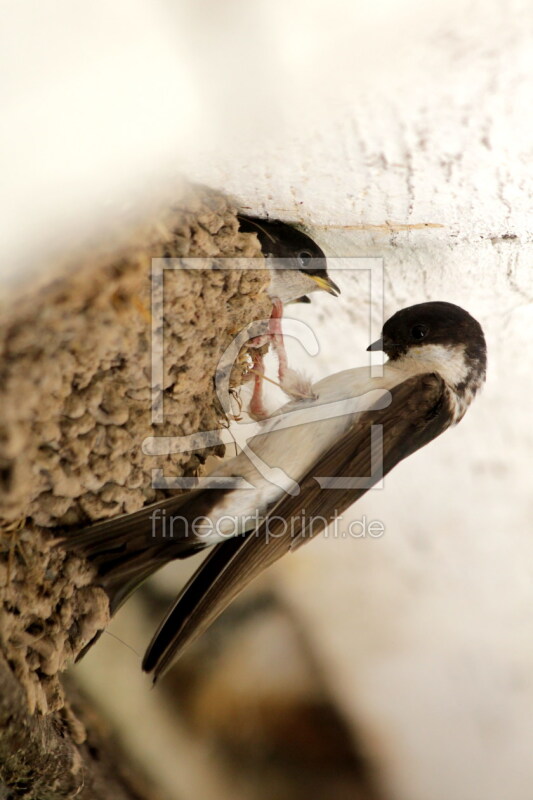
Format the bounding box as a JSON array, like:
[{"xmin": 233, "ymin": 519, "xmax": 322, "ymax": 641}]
[
  {"xmin": 311, "ymin": 274, "xmax": 341, "ymax": 296},
  {"xmin": 366, "ymin": 337, "xmax": 383, "ymax": 352}
]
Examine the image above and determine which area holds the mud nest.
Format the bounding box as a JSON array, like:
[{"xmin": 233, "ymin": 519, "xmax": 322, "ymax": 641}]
[{"xmin": 0, "ymin": 184, "xmax": 271, "ymax": 722}]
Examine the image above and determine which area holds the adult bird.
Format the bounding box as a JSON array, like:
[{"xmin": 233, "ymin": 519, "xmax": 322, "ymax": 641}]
[{"xmin": 63, "ymin": 301, "xmax": 487, "ymax": 680}]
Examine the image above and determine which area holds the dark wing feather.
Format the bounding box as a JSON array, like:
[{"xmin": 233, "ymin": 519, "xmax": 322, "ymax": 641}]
[{"xmin": 143, "ymin": 373, "xmax": 452, "ymax": 680}]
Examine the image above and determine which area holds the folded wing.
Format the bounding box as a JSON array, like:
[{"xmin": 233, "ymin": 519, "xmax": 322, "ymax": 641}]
[{"xmin": 143, "ymin": 372, "xmax": 452, "ymax": 680}]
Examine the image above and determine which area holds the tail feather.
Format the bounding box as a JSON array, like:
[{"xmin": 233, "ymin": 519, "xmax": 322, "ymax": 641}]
[
  {"xmin": 60, "ymin": 487, "xmax": 227, "ymax": 614},
  {"xmin": 63, "ymin": 491, "xmax": 197, "ymax": 565}
]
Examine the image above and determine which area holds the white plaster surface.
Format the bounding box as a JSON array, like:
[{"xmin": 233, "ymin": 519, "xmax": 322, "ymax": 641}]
[{"xmin": 3, "ymin": 1, "xmax": 533, "ymax": 798}]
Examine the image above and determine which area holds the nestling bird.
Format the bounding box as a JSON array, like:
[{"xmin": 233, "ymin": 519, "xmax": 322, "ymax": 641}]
[
  {"xmin": 237, "ymin": 215, "xmax": 340, "ymax": 418},
  {"xmin": 63, "ymin": 301, "xmax": 486, "ymax": 680}
]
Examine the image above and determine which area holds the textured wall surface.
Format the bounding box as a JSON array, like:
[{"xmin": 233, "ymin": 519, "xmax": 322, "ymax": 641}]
[{"xmin": 183, "ymin": 4, "xmax": 533, "ymax": 799}]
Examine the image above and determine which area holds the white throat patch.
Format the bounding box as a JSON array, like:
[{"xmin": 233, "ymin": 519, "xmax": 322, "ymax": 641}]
[
  {"xmin": 398, "ymin": 343, "xmax": 469, "ymax": 387},
  {"xmin": 268, "ymin": 268, "xmax": 321, "ymax": 304},
  {"xmin": 392, "ymin": 342, "xmax": 484, "ymax": 423}
]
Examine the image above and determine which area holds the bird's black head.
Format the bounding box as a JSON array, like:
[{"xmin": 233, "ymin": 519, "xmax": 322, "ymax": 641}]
[
  {"xmin": 368, "ymin": 301, "xmax": 487, "ymax": 392},
  {"xmin": 237, "ymin": 215, "xmax": 340, "ymax": 297},
  {"xmin": 238, "ymin": 214, "xmax": 325, "ymax": 268}
]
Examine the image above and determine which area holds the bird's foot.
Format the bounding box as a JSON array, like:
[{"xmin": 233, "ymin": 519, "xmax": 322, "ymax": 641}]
[
  {"xmin": 248, "ymin": 352, "xmax": 269, "ymax": 420},
  {"xmin": 269, "ymin": 301, "xmax": 289, "ymax": 378}
]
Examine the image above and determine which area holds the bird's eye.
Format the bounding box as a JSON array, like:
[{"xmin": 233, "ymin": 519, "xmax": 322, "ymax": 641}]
[
  {"xmin": 298, "ymin": 250, "xmax": 312, "ymax": 267},
  {"xmin": 411, "ymin": 324, "xmax": 429, "ymax": 341}
]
